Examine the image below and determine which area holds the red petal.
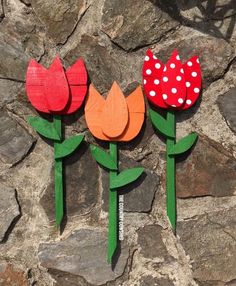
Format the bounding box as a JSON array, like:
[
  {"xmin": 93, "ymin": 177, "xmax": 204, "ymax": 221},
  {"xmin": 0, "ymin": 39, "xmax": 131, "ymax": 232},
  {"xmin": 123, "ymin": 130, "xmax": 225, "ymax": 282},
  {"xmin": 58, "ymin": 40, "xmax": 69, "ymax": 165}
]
[
  {"xmin": 180, "ymin": 56, "xmax": 202, "ymax": 110},
  {"xmin": 142, "ymin": 49, "xmax": 168, "ymax": 108},
  {"xmin": 66, "ymin": 58, "xmax": 87, "ymax": 85},
  {"xmin": 62, "ymin": 86, "xmax": 87, "ymax": 114},
  {"xmin": 44, "ymin": 57, "xmax": 69, "ymax": 112},
  {"xmin": 26, "ymin": 59, "xmax": 49, "ymax": 113},
  {"xmin": 161, "ymin": 50, "xmax": 187, "ymax": 108}
]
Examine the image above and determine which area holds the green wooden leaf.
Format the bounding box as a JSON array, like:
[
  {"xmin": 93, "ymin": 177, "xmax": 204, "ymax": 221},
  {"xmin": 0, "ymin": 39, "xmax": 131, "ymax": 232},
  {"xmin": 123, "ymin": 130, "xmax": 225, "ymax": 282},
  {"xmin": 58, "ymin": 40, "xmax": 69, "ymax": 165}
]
[
  {"xmin": 110, "ymin": 167, "xmax": 144, "ymax": 189},
  {"xmin": 28, "ymin": 116, "xmax": 61, "ymax": 141},
  {"xmin": 90, "ymin": 145, "xmax": 117, "ymax": 170},
  {"xmin": 168, "ymin": 132, "xmax": 198, "ymax": 155},
  {"xmin": 55, "ymin": 135, "xmax": 84, "ymax": 159},
  {"xmin": 149, "ymin": 109, "xmax": 175, "ymax": 138}
]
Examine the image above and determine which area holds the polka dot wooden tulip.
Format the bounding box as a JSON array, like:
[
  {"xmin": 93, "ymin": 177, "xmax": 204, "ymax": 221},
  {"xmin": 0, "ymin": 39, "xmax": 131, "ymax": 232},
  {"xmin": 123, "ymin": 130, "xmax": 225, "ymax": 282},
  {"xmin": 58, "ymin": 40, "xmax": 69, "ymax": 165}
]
[
  {"xmin": 142, "ymin": 49, "xmax": 202, "ymax": 232},
  {"xmin": 26, "ymin": 57, "xmax": 87, "ymax": 228}
]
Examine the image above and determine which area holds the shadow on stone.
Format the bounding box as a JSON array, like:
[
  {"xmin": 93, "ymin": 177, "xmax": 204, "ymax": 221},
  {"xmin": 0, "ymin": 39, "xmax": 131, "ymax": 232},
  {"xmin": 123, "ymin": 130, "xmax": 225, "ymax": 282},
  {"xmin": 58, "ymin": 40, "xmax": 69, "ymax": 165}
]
[{"xmin": 151, "ymin": 0, "xmax": 236, "ymax": 41}]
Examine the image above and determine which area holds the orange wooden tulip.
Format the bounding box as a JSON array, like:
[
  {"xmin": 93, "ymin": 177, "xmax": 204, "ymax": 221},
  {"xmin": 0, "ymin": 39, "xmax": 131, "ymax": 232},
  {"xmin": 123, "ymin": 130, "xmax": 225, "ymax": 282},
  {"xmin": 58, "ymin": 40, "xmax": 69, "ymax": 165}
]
[{"xmin": 85, "ymin": 82, "xmax": 145, "ymax": 141}]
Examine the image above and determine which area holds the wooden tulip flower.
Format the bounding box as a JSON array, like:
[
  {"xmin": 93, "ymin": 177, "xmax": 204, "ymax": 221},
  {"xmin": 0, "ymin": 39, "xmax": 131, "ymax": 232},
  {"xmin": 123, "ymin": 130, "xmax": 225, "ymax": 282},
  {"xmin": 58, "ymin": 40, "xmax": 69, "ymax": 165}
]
[
  {"xmin": 26, "ymin": 57, "xmax": 87, "ymax": 227},
  {"xmin": 85, "ymin": 82, "xmax": 145, "ymax": 263},
  {"xmin": 142, "ymin": 49, "xmax": 202, "ymax": 232}
]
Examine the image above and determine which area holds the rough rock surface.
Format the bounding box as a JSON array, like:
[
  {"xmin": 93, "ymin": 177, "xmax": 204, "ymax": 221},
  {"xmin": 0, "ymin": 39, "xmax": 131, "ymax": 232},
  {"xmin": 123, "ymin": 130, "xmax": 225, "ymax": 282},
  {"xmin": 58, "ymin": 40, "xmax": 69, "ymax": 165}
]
[
  {"xmin": 0, "ymin": 0, "xmax": 235, "ymax": 285},
  {"xmin": 218, "ymin": 88, "xmax": 236, "ymax": 133},
  {"xmin": 176, "ymin": 135, "xmax": 236, "ymax": 198},
  {"xmin": 30, "ymin": 0, "xmax": 88, "ymax": 44},
  {"xmin": 0, "ymin": 184, "xmax": 20, "ymax": 242},
  {"xmin": 140, "ymin": 276, "xmax": 175, "ymax": 286},
  {"xmin": 137, "ymin": 224, "xmax": 173, "ymax": 262},
  {"xmin": 64, "ymin": 34, "xmax": 122, "ymax": 94},
  {"xmin": 38, "ymin": 229, "xmax": 129, "ymax": 285},
  {"xmin": 102, "ymin": 154, "xmax": 159, "ymax": 213},
  {"xmin": 0, "ymin": 110, "xmax": 35, "ymax": 165},
  {"xmin": 178, "ymin": 207, "xmax": 236, "ymax": 285},
  {"xmin": 101, "ymin": 0, "xmax": 178, "ymax": 51},
  {"xmin": 0, "ymin": 262, "xmax": 28, "ymax": 285},
  {"xmin": 40, "ymin": 144, "xmax": 99, "ymax": 223}
]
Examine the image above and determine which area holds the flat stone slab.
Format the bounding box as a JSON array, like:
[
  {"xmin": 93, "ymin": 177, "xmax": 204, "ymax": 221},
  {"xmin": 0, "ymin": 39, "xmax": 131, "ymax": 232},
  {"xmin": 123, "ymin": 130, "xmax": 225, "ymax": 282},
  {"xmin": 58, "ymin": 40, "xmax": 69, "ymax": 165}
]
[
  {"xmin": 102, "ymin": 154, "xmax": 159, "ymax": 213},
  {"xmin": 0, "ymin": 184, "xmax": 20, "ymax": 242},
  {"xmin": 38, "ymin": 228, "xmax": 129, "ymax": 285},
  {"xmin": 30, "ymin": 0, "xmax": 87, "ymax": 44},
  {"xmin": 176, "ymin": 135, "xmax": 236, "ymax": 198},
  {"xmin": 65, "ymin": 34, "xmax": 122, "ymax": 94},
  {"xmin": 217, "ymin": 88, "xmax": 236, "ymax": 134},
  {"xmin": 137, "ymin": 224, "xmax": 173, "ymax": 263},
  {"xmin": 140, "ymin": 276, "xmax": 174, "ymax": 286},
  {"xmin": 156, "ymin": 27, "xmax": 234, "ymax": 86},
  {"xmin": 178, "ymin": 207, "xmax": 236, "ymax": 284},
  {"xmin": 0, "ymin": 110, "xmax": 35, "ymax": 165},
  {"xmin": 40, "ymin": 144, "xmax": 99, "ymax": 223},
  {"xmin": 101, "ymin": 0, "xmax": 178, "ymax": 51},
  {"xmin": 0, "ymin": 79, "xmax": 23, "ymax": 107}
]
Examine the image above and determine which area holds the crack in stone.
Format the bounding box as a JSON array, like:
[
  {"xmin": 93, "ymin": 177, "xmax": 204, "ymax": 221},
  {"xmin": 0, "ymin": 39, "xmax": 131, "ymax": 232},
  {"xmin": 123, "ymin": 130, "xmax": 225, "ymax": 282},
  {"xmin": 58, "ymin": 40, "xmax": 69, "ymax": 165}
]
[
  {"xmin": 0, "ymin": 77, "xmax": 25, "ymax": 83},
  {"xmin": 0, "ymin": 0, "xmax": 5, "ymax": 22},
  {"xmin": 18, "ymin": 0, "xmax": 31, "ymax": 7},
  {"xmin": 209, "ymin": 54, "xmax": 236, "ymax": 87},
  {"xmin": 206, "ymin": 214, "xmax": 236, "ymax": 242},
  {"xmin": 102, "ymin": 23, "xmax": 180, "ymax": 53},
  {"xmin": 57, "ymin": 3, "xmax": 91, "ymax": 47}
]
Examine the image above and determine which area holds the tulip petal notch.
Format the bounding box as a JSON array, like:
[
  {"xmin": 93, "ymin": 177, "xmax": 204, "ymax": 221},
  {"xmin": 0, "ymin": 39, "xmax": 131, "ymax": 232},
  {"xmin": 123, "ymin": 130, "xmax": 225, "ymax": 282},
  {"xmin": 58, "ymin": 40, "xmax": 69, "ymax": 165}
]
[
  {"xmin": 85, "ymin": 82, "xmax": 145, "ymax": 264},
  {"xmin": 26, "ymin": 57, "xmax": 87, "ymax": 228},
  {"xmin": 143, "ymin": 49, "xmax": 202, "ymax": 232}
]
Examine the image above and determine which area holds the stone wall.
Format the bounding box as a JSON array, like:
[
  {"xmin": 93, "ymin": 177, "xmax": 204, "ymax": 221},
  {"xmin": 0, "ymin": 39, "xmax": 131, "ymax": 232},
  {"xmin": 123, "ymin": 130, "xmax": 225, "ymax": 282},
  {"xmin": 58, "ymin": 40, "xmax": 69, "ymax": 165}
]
[{"xmin": 0, "ymin": 0, "xmax": 236, "ymax": 285}]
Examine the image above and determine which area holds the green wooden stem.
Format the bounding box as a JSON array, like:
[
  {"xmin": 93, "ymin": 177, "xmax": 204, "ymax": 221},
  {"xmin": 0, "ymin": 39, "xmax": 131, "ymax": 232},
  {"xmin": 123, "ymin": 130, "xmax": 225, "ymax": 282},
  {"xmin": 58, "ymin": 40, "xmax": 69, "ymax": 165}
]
[
  {"xmin": 108, "ymin": 142, "xmax": 118, "ymax": 263},
  {"xmin": 53, "ymin": 115, "xmax": 63, "ymax": 227},
  {"xmin": 166, "ymin": 110, "xmax": 176, "ymax": 232}
]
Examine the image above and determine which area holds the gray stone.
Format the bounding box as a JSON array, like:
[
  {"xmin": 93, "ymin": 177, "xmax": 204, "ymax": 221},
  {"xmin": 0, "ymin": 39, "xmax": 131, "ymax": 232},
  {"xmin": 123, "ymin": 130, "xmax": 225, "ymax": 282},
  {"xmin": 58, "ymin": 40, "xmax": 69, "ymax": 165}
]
[
  {"xmin": 178, "ymin": 207, "xmax": 236, "ymax": 283},
  {"xmin": 140, "ymin": 275, "xmax": 174, "ymax": 286},
  {"xmin": 0, "ymin": 79, "xmax": 24, "ymax": 107},
  {"xmin": 176, "ymin": 0, "xmax": 236, "ymax": 40},
  {"xmin": 64, "ymin": 34, "xmax": 122, "ymax": 94},
  {"xmin": 101, "ymin": 0, "xmax": 178, "ymax": 51},
  {"xmin": 155, "ymin": 27, "xmax": 234, "ymax": 86},
  {"xmin": 0, "ymin": 110, "xmax": 35, "ymax": 165},
  {"xmin": 217, "ymin": 88, "xmax": 236, "ymax": 133},
  {"xmin": 137, "ymin": 225, "xmax": 172, "ymax": 261},
  {"xmin": 0, "ymin": 2, "xmax": 45, "ymax": 81},
  {"xmin": 49, "ymin": 269, "xmax": 90, "ymax": 286},
  {"xmin": 30, "ymin": 0, "xmax": 88, "ymax": 44},
  {"xmin": 40, "ymin": 143, "xmax": 100, "ymax": 223},
  {"xmin": 176, "ymin": 135, "xmax": 236, "ymax": 198},
  {"xmin": 38, "ymin": 229, "xmax": 129, "ymax": 285},
  {"xmin": 102, "ymin": 154, "xmax": 159, "ymax": 213},
  {"xmin": 0, "ymin": 184, "xmax": 20, "ymax": 242},
  {"xmin": 0, "ymin": 31, "xmax": 29, "ymax": 81}
]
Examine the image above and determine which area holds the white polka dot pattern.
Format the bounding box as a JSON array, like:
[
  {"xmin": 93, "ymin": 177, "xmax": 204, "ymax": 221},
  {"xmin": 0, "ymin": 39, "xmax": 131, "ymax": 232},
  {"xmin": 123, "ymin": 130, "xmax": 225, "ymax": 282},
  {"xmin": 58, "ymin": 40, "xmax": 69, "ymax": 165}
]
[
  {"xmin": 181, "ymin": 55, "xmax": 201, "ymax": 110},
  {"xmin": 142, "ymin": 49, "xmax": 201, "ymax": 110},
  {"xmin": 142, "ymin": 49, "xmax": 167, "ymax": 108}
]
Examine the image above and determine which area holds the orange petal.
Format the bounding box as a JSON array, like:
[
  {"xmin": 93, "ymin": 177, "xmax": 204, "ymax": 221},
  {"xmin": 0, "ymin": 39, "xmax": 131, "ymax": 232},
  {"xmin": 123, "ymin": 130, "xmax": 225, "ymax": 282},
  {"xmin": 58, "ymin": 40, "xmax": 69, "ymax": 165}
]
[
  {"xmin": 101, "ymin": 82, "xmax": 128, "ymax": 138},
  {"xmin": 84, "ymin": 84, "xmax": 108, "ymax": 140},
  {"xmin": 118, "ymin": 86, "xmax": 145, "ymax": 141}
]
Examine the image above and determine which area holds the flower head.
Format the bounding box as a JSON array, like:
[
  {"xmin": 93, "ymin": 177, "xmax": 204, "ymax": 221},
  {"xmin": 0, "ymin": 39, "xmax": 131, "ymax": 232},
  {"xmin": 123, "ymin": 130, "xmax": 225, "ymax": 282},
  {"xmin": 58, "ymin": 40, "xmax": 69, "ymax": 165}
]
[
  {"xmin": 142, "ymin": 49, "xmax": 201, "ymax": 110},
  {"xmin": 85, "ymin": 82, "xmax": 145, "ymax": 141},
  {"xmin": 26, "ymin": 57, "xmax": 87, "ymax": 114}
]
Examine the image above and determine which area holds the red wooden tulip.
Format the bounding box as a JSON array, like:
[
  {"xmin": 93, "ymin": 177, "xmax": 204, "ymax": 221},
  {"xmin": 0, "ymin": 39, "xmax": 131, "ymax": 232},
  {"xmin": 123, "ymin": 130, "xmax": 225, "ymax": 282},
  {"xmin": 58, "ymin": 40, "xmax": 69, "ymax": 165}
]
[
  {"xmin": 26, "ymin": 57, "xmax": 87, "ymax": 114},
  {"xmin": 142, "ymin": 49, "xmax": 201, "ymax": 110}
]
